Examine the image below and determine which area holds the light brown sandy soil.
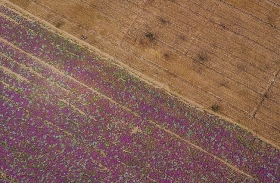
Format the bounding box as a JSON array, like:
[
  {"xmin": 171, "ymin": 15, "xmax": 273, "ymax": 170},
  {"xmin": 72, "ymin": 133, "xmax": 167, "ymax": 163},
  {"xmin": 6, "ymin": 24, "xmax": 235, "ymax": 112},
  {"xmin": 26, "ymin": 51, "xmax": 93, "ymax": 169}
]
[
  {"xmin": 4, "ymin": 0, "xmax": 280, "ymax": 149},
  {"xmin": 0, "ymin": 7, "xmax": 256, "ymax": 178}
]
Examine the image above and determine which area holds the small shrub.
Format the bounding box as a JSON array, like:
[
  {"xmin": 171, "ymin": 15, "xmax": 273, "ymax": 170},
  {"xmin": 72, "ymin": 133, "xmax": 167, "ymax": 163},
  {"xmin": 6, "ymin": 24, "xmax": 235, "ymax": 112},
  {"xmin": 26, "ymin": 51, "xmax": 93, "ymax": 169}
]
[
  {"xmin": 81, "ymin": 35, "xmax": 87, "ymax": 40},
  {"xmin": 145, "ymin": 32, "xmax": 155, "ymax": 42},
  {"xmin": 220, "ymin": 23, "xmax": 227, "ymax": 29},
  {"xmin": 211, "ymin": 104, "xmax": 220, "ymax": 112},
  {"xmin": 163, "ymin": 53, "xmax": 169, "ymax": 59},
  {"xmin": 198, "ymin": 51, "xmax": 208, "ymax": 62},
  {"xmin": 178, "ymin": 34, "xmax": 186, "ymax": 41},
  {"xmin": 264, "ymin": 92, "xmax": 269, "ymax": 98},
  {"xmin": 55, "ymin": 22, "xmax": 64, "ymax": 28},
  {"xmin": 159, "ymin": 17, "xmax": 169, "ymax": 25}
]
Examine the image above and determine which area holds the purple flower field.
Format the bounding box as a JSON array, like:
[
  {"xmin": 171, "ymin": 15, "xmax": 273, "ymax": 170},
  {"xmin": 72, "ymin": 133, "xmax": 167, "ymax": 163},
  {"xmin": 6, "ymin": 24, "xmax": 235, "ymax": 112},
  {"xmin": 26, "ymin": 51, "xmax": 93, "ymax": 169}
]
[{"xmin": 0, "ymin": 4, "xmax": 279, "ymax": 183}]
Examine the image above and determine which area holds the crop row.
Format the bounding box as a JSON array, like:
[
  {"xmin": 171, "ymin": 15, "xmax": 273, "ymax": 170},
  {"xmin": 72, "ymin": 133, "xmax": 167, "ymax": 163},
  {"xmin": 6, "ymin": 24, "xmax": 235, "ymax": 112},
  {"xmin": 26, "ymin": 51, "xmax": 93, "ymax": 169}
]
[
  {"xmin": 1, "ymin": 5, "xmax": 279, "ymax": 182},
  {"xmin": 0, "ymin": 50, "xmax": 252, "ymax": 182}
]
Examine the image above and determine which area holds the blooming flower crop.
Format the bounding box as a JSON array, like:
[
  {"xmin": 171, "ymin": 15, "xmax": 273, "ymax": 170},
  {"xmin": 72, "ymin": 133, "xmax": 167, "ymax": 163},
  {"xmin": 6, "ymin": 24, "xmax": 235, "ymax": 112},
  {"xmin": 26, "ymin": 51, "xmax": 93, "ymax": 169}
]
[{"xmin": 0, "ymin": 5, "xmax": 279, "ymax": 183}]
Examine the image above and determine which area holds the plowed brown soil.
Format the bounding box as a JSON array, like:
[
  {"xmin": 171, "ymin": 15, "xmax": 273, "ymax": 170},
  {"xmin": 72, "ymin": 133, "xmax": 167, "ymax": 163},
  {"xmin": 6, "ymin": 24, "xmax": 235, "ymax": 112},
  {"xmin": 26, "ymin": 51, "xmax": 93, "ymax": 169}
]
[{"xmin": 6, "ymin": 0, "xmax": 280, "ymax": 149}]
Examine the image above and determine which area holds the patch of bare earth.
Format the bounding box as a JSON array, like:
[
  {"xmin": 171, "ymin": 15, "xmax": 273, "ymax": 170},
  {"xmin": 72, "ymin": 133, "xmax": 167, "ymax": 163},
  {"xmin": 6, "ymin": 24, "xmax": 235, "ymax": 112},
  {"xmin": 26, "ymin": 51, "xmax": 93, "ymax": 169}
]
[{"xmin": 5, "ymin": 0, "xmax": 280, "ymax": 149}]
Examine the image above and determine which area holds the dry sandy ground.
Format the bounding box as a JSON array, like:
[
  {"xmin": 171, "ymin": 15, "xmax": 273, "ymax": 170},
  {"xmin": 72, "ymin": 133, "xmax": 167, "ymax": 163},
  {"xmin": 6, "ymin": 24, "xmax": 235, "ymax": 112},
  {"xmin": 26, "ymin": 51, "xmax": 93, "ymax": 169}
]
[{"xmin": 5, "ymin": 0, "xmax": 280, "ymax": 149}]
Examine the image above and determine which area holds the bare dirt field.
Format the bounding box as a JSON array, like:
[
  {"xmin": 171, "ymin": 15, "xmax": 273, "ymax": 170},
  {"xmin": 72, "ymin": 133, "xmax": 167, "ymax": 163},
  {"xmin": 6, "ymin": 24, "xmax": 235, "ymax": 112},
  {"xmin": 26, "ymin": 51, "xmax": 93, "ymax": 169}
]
[{"xmin": 6, "ymin": 0, "xmax": 280, "ymax": 149}]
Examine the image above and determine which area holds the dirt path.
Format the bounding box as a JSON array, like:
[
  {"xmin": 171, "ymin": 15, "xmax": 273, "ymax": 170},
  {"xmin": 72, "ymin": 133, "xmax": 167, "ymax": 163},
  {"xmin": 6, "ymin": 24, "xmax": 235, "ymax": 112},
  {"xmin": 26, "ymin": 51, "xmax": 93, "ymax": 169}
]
[
  {"xmin": 0, "ymin": 32, "xmax": 255, "ymax": 181},
  {"xmin": 2, "ymin": 0, "xmax": 279, "ymax": 150}
]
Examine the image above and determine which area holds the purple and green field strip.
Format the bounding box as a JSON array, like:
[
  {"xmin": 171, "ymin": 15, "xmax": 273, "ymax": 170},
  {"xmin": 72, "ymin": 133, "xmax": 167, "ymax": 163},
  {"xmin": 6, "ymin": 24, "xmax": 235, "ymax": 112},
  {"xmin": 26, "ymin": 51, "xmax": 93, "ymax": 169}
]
[{"xmin": 0, "ymin": 5, "xmax": 279, "ymax": 183}]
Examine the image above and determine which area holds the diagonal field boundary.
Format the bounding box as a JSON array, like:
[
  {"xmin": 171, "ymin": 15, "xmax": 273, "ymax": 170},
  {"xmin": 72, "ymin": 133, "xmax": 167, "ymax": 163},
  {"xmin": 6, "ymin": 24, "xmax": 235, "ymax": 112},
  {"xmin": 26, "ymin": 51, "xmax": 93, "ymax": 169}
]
[
  {"xmin": 1, "ymin": 1, "xmax": 279, "ymax": 182},
  {"xmin": 0, "ymin": 27, "xmax": 254, "ymax": 180},
  {"xmin": 1, "ymin": 0, "xmax": 279, "ymax": 151}
]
